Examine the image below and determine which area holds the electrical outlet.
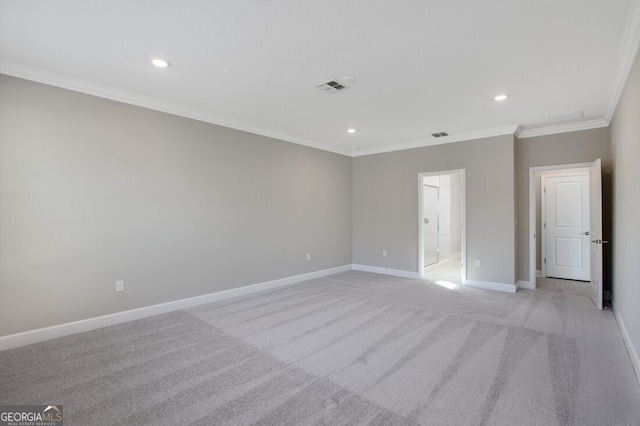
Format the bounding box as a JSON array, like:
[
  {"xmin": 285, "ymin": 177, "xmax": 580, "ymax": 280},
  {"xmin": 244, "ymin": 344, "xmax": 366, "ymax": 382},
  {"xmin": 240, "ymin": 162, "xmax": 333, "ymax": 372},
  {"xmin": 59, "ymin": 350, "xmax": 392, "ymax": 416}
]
[
  {"xmin": 306, "ymin": 253, "xmax": 311, "ymax": 261},
  {"xmin": 475, "ymin": 259, "xmax": 482, "ymax": 267},
  {"xmin": 382, "ymin": 250, "xmax": 387, "ymax": 257},
  {"xmin": 115, "ymin": 280, "xmax": 124, "ymax": 292},
  {"xmin": 619, "ymin": 282, "xmax": 623, "ymax": 294}
]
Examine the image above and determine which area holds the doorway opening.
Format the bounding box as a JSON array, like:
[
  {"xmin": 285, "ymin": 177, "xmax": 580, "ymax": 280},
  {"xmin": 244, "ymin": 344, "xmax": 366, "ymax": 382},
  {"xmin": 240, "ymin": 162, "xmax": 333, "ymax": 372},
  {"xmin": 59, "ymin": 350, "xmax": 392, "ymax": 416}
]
[
  {"xmin": 418, "ymin": 170, "xmax": 466, "ymax": 287},
  {"xmin": 528, "ymin": 160, "xmax": 604, "ymax": 309}
]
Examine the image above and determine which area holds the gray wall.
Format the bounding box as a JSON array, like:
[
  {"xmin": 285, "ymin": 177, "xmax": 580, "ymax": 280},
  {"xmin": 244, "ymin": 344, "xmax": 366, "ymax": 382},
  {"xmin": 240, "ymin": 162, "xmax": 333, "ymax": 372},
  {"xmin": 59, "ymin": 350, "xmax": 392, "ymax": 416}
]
[
  {"xmin": 516, "ymin": 127, "xmax": 611, "ymax": 282},
  {"xmin": 353, "ymin": 135, "xmax": 517, "ymax": 285},
  {"xmin": 0, "ymin": 75, "xmax": 352, "ymax": 336},
  {"xmin": 610, "ymin": 49, "xmax": 640, "ymax": 366}
]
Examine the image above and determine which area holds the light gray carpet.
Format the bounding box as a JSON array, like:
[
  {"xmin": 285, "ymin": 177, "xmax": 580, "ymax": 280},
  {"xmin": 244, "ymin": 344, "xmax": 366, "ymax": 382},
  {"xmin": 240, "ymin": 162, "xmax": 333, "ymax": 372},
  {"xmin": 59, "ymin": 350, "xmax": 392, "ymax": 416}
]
[
  {"xmin": 537, "ymin": 276, "xmax": 592, "ymax": 298},
  {"xmin": 1, "ymin": 271, "xmax": 639, "ymax": 425}
]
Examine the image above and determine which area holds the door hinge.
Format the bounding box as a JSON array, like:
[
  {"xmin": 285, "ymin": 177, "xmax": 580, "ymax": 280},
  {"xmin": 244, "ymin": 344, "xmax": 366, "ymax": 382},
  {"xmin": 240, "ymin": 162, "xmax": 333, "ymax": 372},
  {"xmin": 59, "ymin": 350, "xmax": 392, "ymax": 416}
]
[
  {"xmin": 544, "ymin": 258, "xmax": 546, "ymax": 264},
  {"xmin": 544, "ymin": 187, "xmax": 546, "ymax": 193},
  {"xmin": 544, "ymin": 222, "xmax": 546, "ymax": 229}
]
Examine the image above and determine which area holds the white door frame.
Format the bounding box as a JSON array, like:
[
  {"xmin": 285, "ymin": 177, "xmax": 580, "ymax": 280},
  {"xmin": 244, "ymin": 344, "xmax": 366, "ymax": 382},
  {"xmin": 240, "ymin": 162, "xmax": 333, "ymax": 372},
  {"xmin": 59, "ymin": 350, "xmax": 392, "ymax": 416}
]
[
  {"xmin": 418, "ymin": 169, "xmax": 466, "ymax": 283},
  {"xmin": 528, "ymin": 162, "xmax": 592, "ymax": 288}
]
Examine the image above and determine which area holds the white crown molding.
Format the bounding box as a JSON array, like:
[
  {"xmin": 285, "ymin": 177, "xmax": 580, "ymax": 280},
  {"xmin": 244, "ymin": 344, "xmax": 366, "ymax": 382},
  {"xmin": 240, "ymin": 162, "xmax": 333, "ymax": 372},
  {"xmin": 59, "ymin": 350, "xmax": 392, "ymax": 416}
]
[
  {"xmin": 513, "ymin": 125, "xmax": 524, "ymax": 138},
  {"xmin": 351, "ymin": 125, "xmax": 519, "ymax": 157},
  {"xmin": 0, "ymin": 60, "xmax": 353, "ymax": 157},
  {"xmin": 5, "ymin": 0, "xmax": 640, "ymax": 161},
  {"xmin": 517, "ymin": 118, "xmax": 609, "ymax": 139},
  {"xmin": 603, "ymin": 0, "xmax": 640, "ymax": 124},
  {"xmin": 0, "ymin": 264, "xmax": 352, "ymax": 350},
  {"xmin": 0, "ymin": 59, "xmax": 622, "ymax": 156}
]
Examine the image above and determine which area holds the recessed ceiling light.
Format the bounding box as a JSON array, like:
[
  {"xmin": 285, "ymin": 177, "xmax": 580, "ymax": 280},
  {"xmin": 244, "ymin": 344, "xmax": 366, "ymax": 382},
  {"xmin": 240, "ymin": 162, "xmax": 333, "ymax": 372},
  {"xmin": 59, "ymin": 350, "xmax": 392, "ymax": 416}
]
[
  {"xmin": 494, "ymin": 94, "xmax": 509, "ymax": 101},
  {"xmin": 352, "ymin": 146, "xmax": 359, "ymax": 150},
  {"xmin": 347, "ymin": 128, "xmax": 357, "ymax": 134},
  {"xmin": 151, "ymin": 57, "xmax": 171, "ymax": 68}
]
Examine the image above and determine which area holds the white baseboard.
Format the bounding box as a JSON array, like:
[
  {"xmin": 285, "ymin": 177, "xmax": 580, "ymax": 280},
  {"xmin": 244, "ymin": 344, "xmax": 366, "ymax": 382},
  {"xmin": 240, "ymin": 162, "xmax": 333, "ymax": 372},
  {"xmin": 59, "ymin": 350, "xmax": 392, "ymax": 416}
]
[
  {"xmin": 536, "ymin": 269, "xmax": 542, "ymax": 278},
  {"xmin": 464, "ymin": 280, "xmax": 517, "ymax": 293},
  {"xmin": 351, "ymin": 264, "xmax": 420, "ymax": 279},
  {"xmin": 0, "ymin": 265, "xmax": 352, "ymax": 351},
  {"xmin": 612, "ymin": 303, "xmax": 640, "ymax": 385},
  {"xmin": 518, "ymin": 280, "xmax": 535, "ymax": 290},
  {"xmin": 450, "ymin": 252, "xmax": 462, "ymax": 261}
]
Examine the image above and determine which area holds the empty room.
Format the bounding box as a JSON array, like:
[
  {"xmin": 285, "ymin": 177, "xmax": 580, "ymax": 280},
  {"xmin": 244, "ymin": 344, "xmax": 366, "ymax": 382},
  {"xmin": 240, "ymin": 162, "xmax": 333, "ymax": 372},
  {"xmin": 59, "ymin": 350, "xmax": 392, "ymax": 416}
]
[{"xmin": 1, "ymin": 1, "xmax": 639, "ymax": 425}]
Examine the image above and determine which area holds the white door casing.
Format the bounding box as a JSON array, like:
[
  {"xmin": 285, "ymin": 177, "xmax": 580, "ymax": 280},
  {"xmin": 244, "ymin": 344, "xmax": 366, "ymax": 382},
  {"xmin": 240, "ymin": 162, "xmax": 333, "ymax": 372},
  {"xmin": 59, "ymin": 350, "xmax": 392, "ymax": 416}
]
[
  {"xmin": 589, "ymin": 159, "xmax": 604, "ymax": 310},
  {"xmin": 542, "ymin": 173, "xmax": 590, "ymax": 281}
]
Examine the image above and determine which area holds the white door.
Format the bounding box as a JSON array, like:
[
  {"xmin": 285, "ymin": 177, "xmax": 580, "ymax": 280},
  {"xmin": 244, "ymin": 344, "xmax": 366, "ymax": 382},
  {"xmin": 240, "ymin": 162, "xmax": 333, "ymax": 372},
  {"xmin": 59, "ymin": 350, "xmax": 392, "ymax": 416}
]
[
  {"xmin": 543, "ymin": 174, "xmax": 590, "ymax": 280},
  {"xmin": 589, "ymin": 159, "xmax": 604, "ymax": 310}
]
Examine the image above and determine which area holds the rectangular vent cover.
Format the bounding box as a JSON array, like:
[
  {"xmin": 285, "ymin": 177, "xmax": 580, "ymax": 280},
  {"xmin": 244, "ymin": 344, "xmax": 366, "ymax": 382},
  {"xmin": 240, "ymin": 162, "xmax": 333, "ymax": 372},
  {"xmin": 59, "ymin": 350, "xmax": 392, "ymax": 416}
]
[
  {"xmin": 431, "ymin": 132, "xmax": 448, "ymax": 138},
  {"xmin": 316, "ymin": 80, "xmax": 349, "ymax": 94}
]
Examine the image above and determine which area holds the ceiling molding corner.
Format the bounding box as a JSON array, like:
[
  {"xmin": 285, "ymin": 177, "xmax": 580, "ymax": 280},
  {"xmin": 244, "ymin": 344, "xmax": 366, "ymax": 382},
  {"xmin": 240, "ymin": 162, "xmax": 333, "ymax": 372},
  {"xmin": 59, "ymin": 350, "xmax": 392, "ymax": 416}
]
[
  {"xmin": 602, "ymin": 0, "xmax": 640, "ymax": 123},
  {"xmin": 0, "ymin": 60, "xmax": 353, "ymax": 157},
  {"xmin": 514, "ymin": 125, "xmax": 524, "ymax": 138},
  {"xmin": 517, "ymin": 118, "xmax": 609, "ymax": 139}
]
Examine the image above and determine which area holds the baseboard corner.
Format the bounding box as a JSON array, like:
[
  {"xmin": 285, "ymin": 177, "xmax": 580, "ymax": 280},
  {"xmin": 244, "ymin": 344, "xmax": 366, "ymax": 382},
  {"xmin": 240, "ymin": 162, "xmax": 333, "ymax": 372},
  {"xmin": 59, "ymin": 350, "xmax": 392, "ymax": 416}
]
[{"xmin": 518, "ymin": 280, "xmax": 535, "ymax": 290}]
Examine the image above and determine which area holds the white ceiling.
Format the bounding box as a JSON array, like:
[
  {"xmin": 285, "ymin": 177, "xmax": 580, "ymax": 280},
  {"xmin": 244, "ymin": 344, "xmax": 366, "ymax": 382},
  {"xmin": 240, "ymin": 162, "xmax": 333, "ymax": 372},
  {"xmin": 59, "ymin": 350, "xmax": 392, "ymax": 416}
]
[{"xmin": 1, "ymin": 0, "xmax": 639, "ymax": 156}]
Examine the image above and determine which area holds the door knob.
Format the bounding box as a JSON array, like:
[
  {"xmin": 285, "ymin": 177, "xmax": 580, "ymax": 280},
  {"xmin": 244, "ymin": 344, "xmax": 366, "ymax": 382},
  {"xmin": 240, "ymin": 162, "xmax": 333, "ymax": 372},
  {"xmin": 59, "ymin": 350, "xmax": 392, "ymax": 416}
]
[{"xmin": 582, "ymin": 231, "xmax": 590, "ymax": 235}]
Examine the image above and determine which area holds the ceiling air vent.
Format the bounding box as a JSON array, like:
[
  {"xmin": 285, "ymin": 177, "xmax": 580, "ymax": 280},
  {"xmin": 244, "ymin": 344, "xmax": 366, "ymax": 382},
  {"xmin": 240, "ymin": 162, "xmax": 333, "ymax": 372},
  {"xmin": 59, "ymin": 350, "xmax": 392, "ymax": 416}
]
[
  {"xmin": 431, "ymin": 132, "xmax": 448, "ymax": 138},
  {"xmin": 316, "ymin": 79, "xmax": 349, "ymax": 94}
]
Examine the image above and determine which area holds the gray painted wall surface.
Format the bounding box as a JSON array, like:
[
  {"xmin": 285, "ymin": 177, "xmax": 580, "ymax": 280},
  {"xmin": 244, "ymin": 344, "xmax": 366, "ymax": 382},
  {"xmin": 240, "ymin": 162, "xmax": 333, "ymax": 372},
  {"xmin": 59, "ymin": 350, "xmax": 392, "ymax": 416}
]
[
  {"xmin": 610, "ymin": 49, "xmax": 640, "ymax": 365},
  {"xmin": 516, "ymin": 127, "xmax": 611, "ymax": 282},
  {"xmin": 0, "ymin": 75, "xmax": 352, "ymax": 336},
  {"xmin": 352, "ymin": 135, "xmax": 517, "ymax": 285}
]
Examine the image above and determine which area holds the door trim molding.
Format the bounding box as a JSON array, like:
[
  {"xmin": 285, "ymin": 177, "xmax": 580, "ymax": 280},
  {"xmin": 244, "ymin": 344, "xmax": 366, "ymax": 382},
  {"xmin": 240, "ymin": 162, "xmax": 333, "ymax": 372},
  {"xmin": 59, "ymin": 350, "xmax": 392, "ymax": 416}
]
[{"xmin": 528, "ymin": 163, "xmax": 592, "ymax": 289}]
